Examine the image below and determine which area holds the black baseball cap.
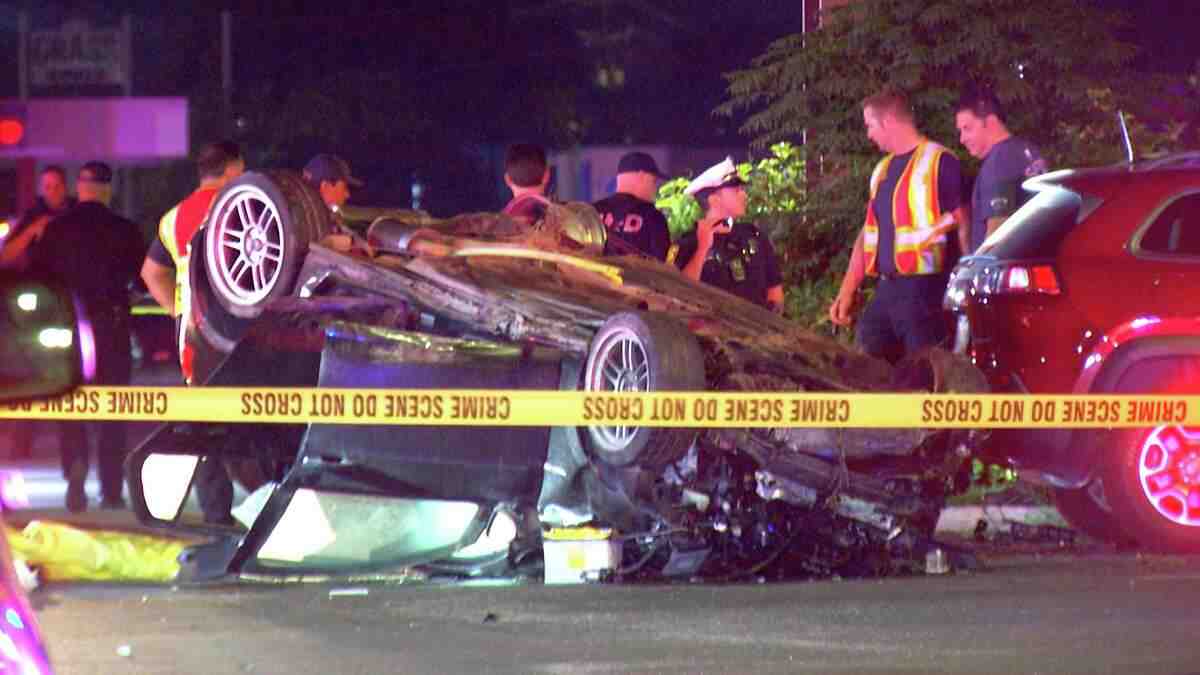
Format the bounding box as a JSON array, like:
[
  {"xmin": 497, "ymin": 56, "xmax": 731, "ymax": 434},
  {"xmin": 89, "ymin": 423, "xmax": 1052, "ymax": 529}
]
[
  {"xmin": 303, "ymin": 154, "xmax": 364, "ymax": 187},
  {"xmin": 77, "ymin": 161, "xmax": 113, "ymax": 184},
  {"xmin": 616, "ymin": 151, "xmax": 666, "ymax": 179}
]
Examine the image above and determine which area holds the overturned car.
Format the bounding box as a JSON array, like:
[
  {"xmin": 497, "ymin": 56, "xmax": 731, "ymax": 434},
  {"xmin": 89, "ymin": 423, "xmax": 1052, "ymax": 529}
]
[{"xmin": 129, "ymin": 170, "xmax": 988, "ymax": 582}]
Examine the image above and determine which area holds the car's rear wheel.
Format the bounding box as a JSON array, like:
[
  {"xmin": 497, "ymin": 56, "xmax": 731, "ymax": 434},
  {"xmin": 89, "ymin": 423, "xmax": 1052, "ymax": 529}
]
[
  {"xmin": 1051, "ymin": 483, "xmax": 1122, "ymax": 543},
  {"xmin": 1104, "ymin": 425, "xmax": 1200, "ymax": 553},
  {"xmin": 204, "ymin": 171, "xmax": 333, "ymax": 318},
  {"xmin": 1099, "ymin": 357, "xmax": 1200, "ymax": 553},
  {"xmin": 582, "ymin": 312, "xmax": 704, "ymax": 468}
]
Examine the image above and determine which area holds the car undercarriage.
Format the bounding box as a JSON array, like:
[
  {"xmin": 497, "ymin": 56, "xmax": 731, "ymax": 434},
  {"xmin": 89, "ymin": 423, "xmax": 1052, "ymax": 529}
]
[{"xmin": 129, "ymin": 170, "xmax": 990, "ymax": 583}]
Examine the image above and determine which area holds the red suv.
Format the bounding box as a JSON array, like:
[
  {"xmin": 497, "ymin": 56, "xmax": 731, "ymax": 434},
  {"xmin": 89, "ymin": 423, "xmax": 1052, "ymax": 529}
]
[{"xmin": 944, "ymin": 154, "xmax": 1200, "ymax": 553}]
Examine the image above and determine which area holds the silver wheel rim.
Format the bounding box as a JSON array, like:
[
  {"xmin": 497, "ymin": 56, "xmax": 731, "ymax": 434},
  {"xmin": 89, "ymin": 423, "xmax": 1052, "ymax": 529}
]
[
  {"xmin": 208, "ymin": 184, "xmax": 285, "ymax": 307},
  {"xmin": 1136, "ymin": 426, "xmax": 1200, "ymax": 528},
  {"xmin": 586, "ymin": 327, "xmax": 649, "ymax": 452}
]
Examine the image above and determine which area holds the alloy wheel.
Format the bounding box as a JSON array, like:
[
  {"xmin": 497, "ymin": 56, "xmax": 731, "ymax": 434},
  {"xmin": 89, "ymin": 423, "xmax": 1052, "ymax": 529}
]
[
  {"xmin": 208, "ymin": 185, "xmax": 285, "ymax": 308},
  {"xmin": 1136, "ymin": 426, "xmax": 1200, "ymax": 528}
]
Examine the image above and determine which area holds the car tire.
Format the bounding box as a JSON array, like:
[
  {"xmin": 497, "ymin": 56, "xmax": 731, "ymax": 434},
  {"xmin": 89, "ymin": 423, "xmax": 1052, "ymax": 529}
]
[
  {"xmin": 1103, "ymin": 425, "xmax": 1200, "ymax": 553},
  {"xmin": 1100, "ymin": 357, "xmax": 1200, "ymax": 553},
  {"xmin": 1051, "ymin": 484, "xmax": 1122, "ymax": 543},
  {"xmin": 204, "ymin": 170, "xmax": 334, "ymax": 318},
  {"xmin": 582, "ymin": 311, "xmax": 704, "ymax": 468}
]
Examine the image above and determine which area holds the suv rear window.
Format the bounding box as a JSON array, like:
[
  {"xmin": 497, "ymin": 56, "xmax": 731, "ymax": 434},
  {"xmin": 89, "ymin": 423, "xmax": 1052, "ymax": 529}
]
[{"xmin": 977, "ymin": 187, "xmax": 1082, "ymax": 259}]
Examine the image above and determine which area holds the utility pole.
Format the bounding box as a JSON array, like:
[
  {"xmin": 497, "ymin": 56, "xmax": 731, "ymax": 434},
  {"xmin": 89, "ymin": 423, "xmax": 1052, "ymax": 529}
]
[
  {"xmin": 122, "ymin": 13, "xmax": 135, "ymax": 217},
  {"xmin": 222, "ymin": 11, "xmax": 233, "ymax": 138},
  {"xmin": 802, "ymin": 0, "xmax": 820, "ymax": 188},
  {"xmin": 15, "ymin": 12, "xmax": 32, "ymax": 214},
  {"xmin": 18, "ymin": 12, "xmax": 28, "ymax": 100}
]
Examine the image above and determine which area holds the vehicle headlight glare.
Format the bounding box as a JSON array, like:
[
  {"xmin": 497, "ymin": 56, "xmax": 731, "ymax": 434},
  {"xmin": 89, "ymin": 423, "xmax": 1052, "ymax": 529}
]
[
  {"xmin": 16, "ymin": 293, "xmax": 37, "ymax": 312},
  {"xmin": 36, "ymin": 327, "xmax": 73, "ymax": 349}
]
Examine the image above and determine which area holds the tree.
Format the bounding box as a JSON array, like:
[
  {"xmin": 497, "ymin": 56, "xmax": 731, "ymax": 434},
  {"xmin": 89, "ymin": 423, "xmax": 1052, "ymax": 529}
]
[{"xmin": 719, "ymin": 0, "xmax": 1159, "ymax": 328}]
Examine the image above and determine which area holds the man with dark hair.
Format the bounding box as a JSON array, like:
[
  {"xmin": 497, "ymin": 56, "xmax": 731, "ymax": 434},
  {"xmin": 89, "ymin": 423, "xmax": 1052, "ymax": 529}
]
[
  {"xmin": 829, "ymin": 88, "xmax": 963, "ymax": 363},
  {"xmin": 141, "ymin": 141, "xmax": 243, "ymax": 524},
  {"xmin": 501, "ymin": 143, "xmax": 551, "ymax": 228},
  {"xmin": 1, "ymin": 166, "xmax": 77, "ymax": 460},
  {"xmin": 593, "ymin": 151, "xmax": 671, "ymax": 260},
  {"xmin": 141, "ymin": 140, "xmax": 245, "ymax": 317},
  {"xmin": 0, "ymin": 165, "xmax": 76, "ymax": 270},
  {"xmin": 673, "ymin": 158, "xmax": 784, "ymax": 312},
  {"xmin": 27, "ymin": 161, "xmax": 145, "ymax": 511},
  {"xmin": 954, "ymin": 85, "xmax": 1048, "ymax": 252},
  {"xmin": 303, "ymin": 153, "xmax": 362, "ymax": 210}
]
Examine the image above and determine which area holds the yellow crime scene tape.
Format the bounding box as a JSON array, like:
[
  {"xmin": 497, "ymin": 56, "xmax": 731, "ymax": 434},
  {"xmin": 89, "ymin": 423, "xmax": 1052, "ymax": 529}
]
[{"xmin": 0, "ymin": 386, "xmax": 1195, "ymax": 429}]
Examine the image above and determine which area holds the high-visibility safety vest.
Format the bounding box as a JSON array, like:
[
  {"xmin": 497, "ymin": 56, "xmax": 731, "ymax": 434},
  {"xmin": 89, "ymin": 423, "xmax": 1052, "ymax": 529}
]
[
  {"xmin": 863, "ymin": 141, "xmax": 950, "ymax": 276},
  {"xmin": 156, "ymin": 187, "xmax": 220, "ymax": 318},
  {"xmin": 156, "ymin": 204, "xmax": 185, "ymax": 312},
  {"xmin": 156, "ymin": 187, "xmax": 219, "ymax": 384}
]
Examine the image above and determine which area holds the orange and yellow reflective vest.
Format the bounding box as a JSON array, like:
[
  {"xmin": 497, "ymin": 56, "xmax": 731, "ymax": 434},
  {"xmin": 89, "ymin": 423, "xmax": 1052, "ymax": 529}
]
[
  {"xmin": 156, "ymin": 186, "xmax": 220, "ymax": 318},
  {"xmin": 157, "ymin": 186, "xmax": 220, "ymax": 384},
  {"xmin": 863, "ymin": 141, "xmax": 951, "ymax": 276}
]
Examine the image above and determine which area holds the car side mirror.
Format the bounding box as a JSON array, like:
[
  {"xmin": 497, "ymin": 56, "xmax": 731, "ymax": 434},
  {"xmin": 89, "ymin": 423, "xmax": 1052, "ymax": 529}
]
[{"xmin": 0, "ymin": 272, "xmax": 82, "ymax": 402}]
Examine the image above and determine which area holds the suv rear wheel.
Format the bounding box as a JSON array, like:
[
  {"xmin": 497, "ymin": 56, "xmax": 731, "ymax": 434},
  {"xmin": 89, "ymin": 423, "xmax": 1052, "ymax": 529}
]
[
  {"xmin": 1100, "ymin": 357, "xmax": 1200, "ymax": 553},
  {"xmin": 1104, "ymin": 425, "xmax": 1200, "ymax": 553}
]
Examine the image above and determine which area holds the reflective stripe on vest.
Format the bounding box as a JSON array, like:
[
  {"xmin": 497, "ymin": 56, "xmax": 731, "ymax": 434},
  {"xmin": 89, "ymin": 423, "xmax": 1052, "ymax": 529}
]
[
  {"xmin": 156, "ymin": 205, "xmax": 189, "ymax": 315},
  {"xmin": 863, "ymin": 141, "xmax": 948, "ymax": 276}
]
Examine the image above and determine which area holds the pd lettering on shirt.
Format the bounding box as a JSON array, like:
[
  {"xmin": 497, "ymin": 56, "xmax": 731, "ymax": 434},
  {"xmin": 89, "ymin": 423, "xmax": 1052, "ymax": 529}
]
[{"xmin": 602, "ymin": 212, "xmax": 643, "ymax": 234}]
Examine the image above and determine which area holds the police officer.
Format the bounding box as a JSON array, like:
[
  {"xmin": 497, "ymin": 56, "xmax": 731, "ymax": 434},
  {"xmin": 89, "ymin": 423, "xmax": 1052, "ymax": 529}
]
[
  {"xmin": 27, "ymin": 162, "xmax": 145, "ymax": 511},
  {"xmin": 0, "ymin": 166, "xmax": 75, "ymax": 270},
  {"xmin": 1, "ymin": 165, "xmax": 75, "ymax": 461},
  {"xmin": 673, "ymin": 158, "xmax": 784, "ymax": 312}
]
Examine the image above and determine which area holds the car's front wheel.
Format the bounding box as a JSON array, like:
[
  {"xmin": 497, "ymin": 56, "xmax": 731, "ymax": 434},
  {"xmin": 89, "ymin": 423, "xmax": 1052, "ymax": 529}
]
[
  {"xmin": 582, "ymin": 312, "xmax": 704, "ymax": 468},
  {"xmin": 1104, "ymin": 425, "xmax": 1200, "ymax": 553}
]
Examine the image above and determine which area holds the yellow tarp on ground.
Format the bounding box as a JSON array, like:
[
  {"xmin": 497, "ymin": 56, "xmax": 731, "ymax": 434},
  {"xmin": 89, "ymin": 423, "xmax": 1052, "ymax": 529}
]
[{"xmin": 5, "ymin": 521, "xmax": 185, "ymax": 582}]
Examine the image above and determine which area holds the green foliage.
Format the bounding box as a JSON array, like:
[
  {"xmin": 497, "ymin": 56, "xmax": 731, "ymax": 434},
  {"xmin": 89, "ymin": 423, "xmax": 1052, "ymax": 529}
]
[
  {"xmin": 713, "ymin": 0, "xmax": 1169, "ymax": 332},
  {"xmin": 655, "ymin": 176, "xmax": 701, "ymax": 240},
  {"xmin": 742, "ymin": 142, "xmax": 806, "ymax": 244}
]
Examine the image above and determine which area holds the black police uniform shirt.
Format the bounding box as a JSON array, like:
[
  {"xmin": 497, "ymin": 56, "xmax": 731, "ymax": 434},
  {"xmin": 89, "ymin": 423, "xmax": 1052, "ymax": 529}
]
[
  {"xmin": 592, "ymin": 192, "xmax": 671, "ymax": 261},
  {"xmin": 872, "ymin": 150, "xmax": 962, "ymax": 275},
  {"xmin": 673, "ymin": 221, "xmax": 783, "ymax": 309},
  {"xmin": 28, "ymin": 201, "xmax": 145, "ymax": 312}
]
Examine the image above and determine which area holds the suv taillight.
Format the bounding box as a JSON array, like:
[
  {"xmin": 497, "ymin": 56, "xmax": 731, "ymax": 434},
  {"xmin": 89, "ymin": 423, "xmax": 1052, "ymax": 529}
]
[
  {"xmin": 1000, "ymin": 264, "xmax": 1060, "ymax": 294},
  {"xmin": 981, "ymin": 262, "xmax": 1061, "ymax": 296}
]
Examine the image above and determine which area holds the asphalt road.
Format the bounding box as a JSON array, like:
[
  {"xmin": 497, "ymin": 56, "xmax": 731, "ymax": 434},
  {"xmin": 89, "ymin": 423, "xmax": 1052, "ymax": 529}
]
[
  {"xmin": 7, "ymin": 359, "xmax": 1196, "ymax": 674},
  {"xmin": 30, "ymin": 547, "xmax": 1200, "ymax": 675}
]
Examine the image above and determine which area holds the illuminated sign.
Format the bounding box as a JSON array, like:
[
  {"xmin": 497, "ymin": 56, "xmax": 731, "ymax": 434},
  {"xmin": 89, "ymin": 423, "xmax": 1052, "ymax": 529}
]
[{"xmin": 27, "ymin": 19, "xmax": 128, "ymax": 89}]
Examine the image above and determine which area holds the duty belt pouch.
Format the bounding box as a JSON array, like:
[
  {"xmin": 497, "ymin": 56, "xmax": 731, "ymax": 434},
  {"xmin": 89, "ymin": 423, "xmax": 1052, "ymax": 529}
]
[{"xmin": 729, "ymin": 257, "xmax": 747, "ymax": 282}]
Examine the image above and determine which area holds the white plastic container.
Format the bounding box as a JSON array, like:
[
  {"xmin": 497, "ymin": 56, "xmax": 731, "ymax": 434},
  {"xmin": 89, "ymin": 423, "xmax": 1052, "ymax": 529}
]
[{"xmin": 542, "ymin": 527, "xmax": 620, "ymax": 584}]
